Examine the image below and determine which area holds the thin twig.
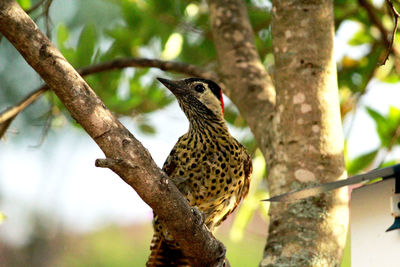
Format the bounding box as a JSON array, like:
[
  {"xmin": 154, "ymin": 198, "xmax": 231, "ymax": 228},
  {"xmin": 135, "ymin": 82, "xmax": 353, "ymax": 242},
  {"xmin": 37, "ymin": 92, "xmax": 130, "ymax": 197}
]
[
  {"xmin": 381, "ymin": 0, "xmax": 400, "ymax": 65},
  {"xmin": 29, "ymin": 107, "xmax": 53, "ymax": 148},
  {"xmin": 0, "ymin": 86, "xmax": 47, "ymax": 124},
  {"xmin": 358, "ymin": 0, "xmax": 391, "ymax": 46},
  {"xmin": 29, "ymin": 0, "xmax": 53, "ymax": 38},
  {"xmin": 95, "ymin": 158, "xmax": 125, "ymax": 168},
  {"xmin": 0, "ymin": 58, "xmax": 217, "ymax": 135},
  {"xmin": 26, "ymin": 0, "xmax": 46, "ymax": 14},
  {"xmin": 78, "ymin": 58, "xmax": 218, "ymax": 80},
  {"xmin": 43, "ymin": 0, "xmax": 53, "ymax": 38},
  {"xmin": 358, "ymin": 0, "xmax": 400, "ymax": 65},
  {"xmin": 378, "ymin": 123, "xmax": 400, "ymax": 166}
]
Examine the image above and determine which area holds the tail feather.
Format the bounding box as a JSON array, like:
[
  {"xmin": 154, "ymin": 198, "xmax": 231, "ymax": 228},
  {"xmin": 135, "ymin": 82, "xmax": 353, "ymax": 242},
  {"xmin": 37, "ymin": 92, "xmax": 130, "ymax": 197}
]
[{"xmin": 147, "ymin": 234, "xmax": 191, "ymax": 267}]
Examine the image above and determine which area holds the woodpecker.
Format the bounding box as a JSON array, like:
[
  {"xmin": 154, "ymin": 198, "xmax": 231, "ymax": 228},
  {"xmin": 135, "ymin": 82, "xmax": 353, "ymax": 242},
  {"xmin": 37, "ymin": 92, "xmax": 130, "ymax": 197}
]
[{"xmin": 147, "ymin": 77, "xmax": 252, "ymax": 267}]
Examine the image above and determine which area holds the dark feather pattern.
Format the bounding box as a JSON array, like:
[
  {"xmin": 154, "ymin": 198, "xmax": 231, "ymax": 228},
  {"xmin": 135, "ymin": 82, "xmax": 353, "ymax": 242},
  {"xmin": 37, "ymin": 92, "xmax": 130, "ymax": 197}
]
[{"xmin": 148, "ymin": 78, "xmax": 252, "ymax": 266}]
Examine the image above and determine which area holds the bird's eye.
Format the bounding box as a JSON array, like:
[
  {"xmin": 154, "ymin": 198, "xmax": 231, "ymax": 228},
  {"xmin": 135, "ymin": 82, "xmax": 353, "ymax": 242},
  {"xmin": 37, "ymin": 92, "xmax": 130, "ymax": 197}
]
[{"xmin": 194, "ymin": 84, "xmax": 205, "ymax": 93}]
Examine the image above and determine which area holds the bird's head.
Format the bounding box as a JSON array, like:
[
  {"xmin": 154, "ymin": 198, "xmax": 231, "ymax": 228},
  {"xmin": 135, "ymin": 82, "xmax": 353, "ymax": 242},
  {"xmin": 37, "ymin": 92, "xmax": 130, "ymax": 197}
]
[{"xmin": 157, "ymin": 77, "xmax": 225, "ymax": 125}]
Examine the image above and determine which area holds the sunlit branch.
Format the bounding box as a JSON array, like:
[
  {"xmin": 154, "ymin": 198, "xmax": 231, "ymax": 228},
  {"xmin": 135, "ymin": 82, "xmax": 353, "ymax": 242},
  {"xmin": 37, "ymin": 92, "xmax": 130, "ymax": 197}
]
[
  {"xmin": 383, "ymin": 0, "xmax": 400, "ymax": 65},
  {"xmin": 0, "ymin": 58, "xmax": 218, "ymax": 137}
]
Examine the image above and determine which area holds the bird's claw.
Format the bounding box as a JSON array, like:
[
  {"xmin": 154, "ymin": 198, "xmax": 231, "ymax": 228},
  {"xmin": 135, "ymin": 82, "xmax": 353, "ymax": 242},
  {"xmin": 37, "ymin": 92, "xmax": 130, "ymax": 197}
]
[{"xmin": 191, "ymin": 206, "xmax": 206, "ymax": 225}]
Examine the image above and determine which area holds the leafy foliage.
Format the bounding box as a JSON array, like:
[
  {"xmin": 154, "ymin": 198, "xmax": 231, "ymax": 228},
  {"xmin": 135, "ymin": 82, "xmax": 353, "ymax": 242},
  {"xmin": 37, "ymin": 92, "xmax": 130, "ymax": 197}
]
[
  {"xmin": 3, "ymin": 1, "xmax": 400, "ymax": 266},
  {"xmin": 347, "ymin": 149, "xmax": 378, "ymax": 175},
  {"xmin": 367, "ymin": 106, "xmax": 400, "ymax": 148},
  {"xmin": 17, "ymin": 0, "xmax": 31, "ymax": 10},
  {"xmin": 345, "ymin": 106, "xmax": 400, "ymax": 175}
]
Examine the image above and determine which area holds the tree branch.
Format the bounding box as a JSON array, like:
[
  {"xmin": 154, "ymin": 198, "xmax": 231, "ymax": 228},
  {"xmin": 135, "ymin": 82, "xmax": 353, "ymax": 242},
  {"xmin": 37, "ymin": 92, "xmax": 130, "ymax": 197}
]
[
  {"xmin": 0, "ymin": 1, "xmax": 226, "ymax": 266},
  {"xmin": 206, "ymin": 0, "xmax": 276, "ymax": 167},
  {"xmin": 79, "ymin": 57, "xmax": 219, "ymax": 80},
  {"xmin": 384, "ymin": 0, "xmax": 400, "ymax": 65},
  {"xmin": 358, "ymin": 0, "xmax": 400, "ymax": 65},
  {"xmin": 0, "ymin": 58, "xmax": 217, "ymax": 137},
  {"xmin": 0, "ymin": 86, "xmax": 47, "ymax": 137}
]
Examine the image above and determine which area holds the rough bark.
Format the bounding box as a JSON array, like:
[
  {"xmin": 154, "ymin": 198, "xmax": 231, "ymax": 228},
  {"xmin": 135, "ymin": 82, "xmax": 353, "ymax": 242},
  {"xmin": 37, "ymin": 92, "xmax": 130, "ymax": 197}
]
[
  {"xmin": 208, "ymin": 0, "xmax": 348, "ymax": 266},
  {"xmin": 0, "ymin": 1, "xmax": 226, "ymax": 266},
  {"xmin": 206, "ymin": 0, "xmax": 276, "ymax": 165},
  {"xmin": 262, "ymin": 1, "xmax": 348, "ymax": 266}
]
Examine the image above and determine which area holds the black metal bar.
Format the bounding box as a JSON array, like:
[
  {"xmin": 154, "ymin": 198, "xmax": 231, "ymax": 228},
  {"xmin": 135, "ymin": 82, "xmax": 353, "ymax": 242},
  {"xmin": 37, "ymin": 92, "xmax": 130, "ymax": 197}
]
[{"xmin": 265, "ymin": 163, "xmax": 400, "ymax": 202}]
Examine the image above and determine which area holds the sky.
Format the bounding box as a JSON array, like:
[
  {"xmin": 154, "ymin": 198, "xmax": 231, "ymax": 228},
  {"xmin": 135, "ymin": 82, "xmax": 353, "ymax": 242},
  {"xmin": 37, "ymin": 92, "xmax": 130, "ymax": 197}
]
[
  {"xmin": 1, "ymin": 2, "xmax": 400, "ymax": 247},
  {"xmin": 0, "ymin": 103, "xmax": 182, "ymax": 245}
]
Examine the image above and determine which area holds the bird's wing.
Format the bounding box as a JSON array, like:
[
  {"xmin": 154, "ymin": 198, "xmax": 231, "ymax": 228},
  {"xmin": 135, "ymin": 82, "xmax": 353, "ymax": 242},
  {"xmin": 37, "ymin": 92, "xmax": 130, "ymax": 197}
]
[
  {"xmin": 226, "ymin": 143, "xmax": 253, "ymax": 213},
  {"xmin": 242, "ymin": 149, "xmax": 253, "ymax": 200},
  {"xmin": 162, "ymin": 146, "xmax": 178, "ymax": 177},
  {"xmin": 147, "ymin": 137, "xmax": 192, "ymax": 266},
  {"xmin": 161, "ymin": 136, "xmax": 191, "ymax": 196}
]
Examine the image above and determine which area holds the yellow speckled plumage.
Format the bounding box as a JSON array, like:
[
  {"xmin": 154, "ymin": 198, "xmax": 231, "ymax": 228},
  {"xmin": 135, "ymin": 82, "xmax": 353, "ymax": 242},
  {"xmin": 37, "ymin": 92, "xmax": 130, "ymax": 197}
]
[{"xmin": 147, "ymin": 78, "xmax": 252, "ymax": 267}]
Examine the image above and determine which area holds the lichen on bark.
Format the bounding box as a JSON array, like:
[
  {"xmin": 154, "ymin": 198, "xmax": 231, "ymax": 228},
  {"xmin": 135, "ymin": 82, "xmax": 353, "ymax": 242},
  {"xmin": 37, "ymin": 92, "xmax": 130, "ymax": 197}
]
[{"xmin": 262, "ymin": 1, "xmax": 349, "ymax": 266}]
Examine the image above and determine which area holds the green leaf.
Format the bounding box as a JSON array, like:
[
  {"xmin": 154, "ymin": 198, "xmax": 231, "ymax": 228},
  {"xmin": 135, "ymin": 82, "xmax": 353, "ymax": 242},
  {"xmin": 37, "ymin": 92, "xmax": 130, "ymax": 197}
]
[
  {"xmin": 346, "ymin": 149, "xmax": 378, "ymax": 175},
  {"xmin": 375, "ymin": 56, "xmax": 400, "ymax": 83},
  {"xmin": 366, "ymin": 106, "xmax": 400, "ymax": 147},
  {"xmin": 366, "ymin": 107, "xmax": 391, "ymax": 147},
  {"xmin": 139, "ymin": 123, "xmax": 156, "ymax": 135},
  {"xmin": 388, "ymin": 106, "xmax": 400, "ymax": 122},
  {"xmin": 76, "ymin": 24, "xmax": 98, "ymax": 66},
  {"xmin": 17, "ymin": 0, "xmax": 31, "ymax": 9},
  {"xmin": 348, "ymin": 29, "xmax": 373, "ymax": 46},
  {"xmin": 387, "ymin": 107, "xmax": 400, "ymax": 146},
  {"xmin": 379, "ymin": 160, "xmax": 398, "ymax": 168},
  {"xmin": 366, "ymin": 107, "xmax": 386, "ymax": 124},
  {"xmin": 381, "ymin": 73, "xmax": 400, "ymax": 83},
  {"xmin": 57, "ymin": 23, "xmax": 70, "ymax": 45},
  {"xmin": 56, "ymin": 23, "xmax": 75, "ymax": 63}
]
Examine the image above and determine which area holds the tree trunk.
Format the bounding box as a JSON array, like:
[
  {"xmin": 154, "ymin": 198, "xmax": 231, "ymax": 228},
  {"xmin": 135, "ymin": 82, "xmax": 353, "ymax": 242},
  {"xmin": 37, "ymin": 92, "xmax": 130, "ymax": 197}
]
[
  {"xmin": 207, "ymin": 0, "xmax": 276, "ymax": 163},
  {"xmin": 207, "ymin": 0, "xmax": 348, "ymax": 265},
  {"xmin": 261, "ymin": 1, "xmax": 348, "ymax": 266}
]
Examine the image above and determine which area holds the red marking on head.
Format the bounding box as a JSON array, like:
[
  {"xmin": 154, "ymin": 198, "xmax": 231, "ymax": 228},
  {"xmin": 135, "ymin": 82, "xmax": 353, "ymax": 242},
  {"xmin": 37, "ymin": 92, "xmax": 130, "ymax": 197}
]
[{"xmin": 220, "ymin": 90, "xmax": 224, "ymax": 116}]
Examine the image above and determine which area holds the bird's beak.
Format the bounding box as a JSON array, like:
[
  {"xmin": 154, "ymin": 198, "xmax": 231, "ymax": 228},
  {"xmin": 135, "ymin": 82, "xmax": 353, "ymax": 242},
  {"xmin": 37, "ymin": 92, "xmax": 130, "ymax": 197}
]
[{"xmin": 157, "ymin": 77, "xmax": 185, "ymax": 96}]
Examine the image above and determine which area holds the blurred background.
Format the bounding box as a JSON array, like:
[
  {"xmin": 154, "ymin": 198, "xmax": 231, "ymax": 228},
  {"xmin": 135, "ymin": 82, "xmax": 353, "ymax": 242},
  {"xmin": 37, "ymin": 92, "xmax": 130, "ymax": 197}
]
[{"xmin": 1, "ymin": 0, "xmax": 400, "ymax": 266}]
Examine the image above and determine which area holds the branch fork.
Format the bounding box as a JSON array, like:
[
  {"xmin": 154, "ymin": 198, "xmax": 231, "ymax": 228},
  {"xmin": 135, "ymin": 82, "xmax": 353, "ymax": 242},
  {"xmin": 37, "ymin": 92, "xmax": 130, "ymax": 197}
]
[{"xmin": 0, "ymin": 1, "xmax": 228, "ymax": 266}]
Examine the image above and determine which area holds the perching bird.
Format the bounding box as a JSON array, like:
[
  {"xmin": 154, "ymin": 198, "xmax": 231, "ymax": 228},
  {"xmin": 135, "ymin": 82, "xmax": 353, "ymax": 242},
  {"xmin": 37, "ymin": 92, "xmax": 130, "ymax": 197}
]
[{"xmin": 147, "ymin": 77, "xmax": 252, "ymax": 266}]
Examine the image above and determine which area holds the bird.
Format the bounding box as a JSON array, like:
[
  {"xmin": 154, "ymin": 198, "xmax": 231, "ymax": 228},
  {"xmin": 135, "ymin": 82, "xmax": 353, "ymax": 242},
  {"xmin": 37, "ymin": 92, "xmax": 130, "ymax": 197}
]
[{"xmin": 146, "ymin": 77, "xmax": 252, "ymax": 267}]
